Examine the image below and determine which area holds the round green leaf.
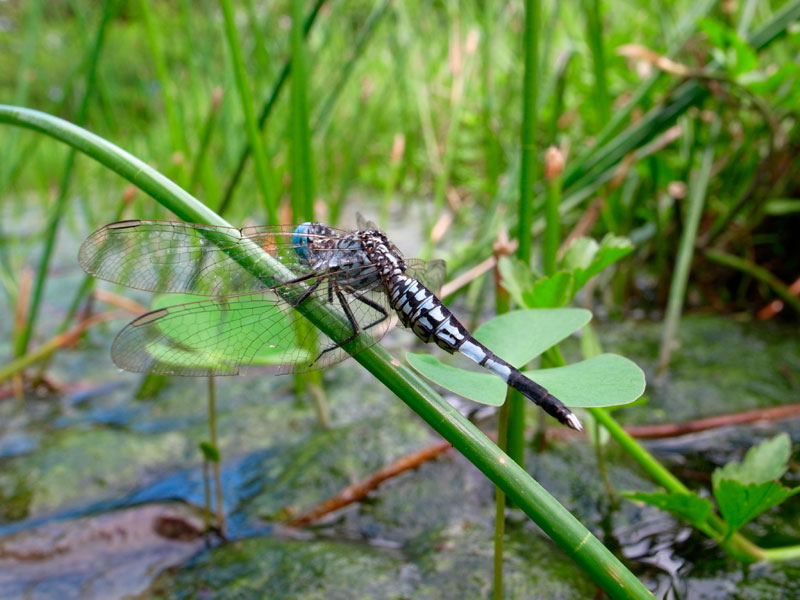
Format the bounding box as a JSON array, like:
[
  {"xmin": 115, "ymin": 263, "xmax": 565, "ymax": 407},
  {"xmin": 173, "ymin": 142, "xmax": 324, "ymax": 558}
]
[
  {"xmin": 406, "ymin": 352, "xmax": 507, "ymax": 406},
  {"xmin": 522, "ymin": 353, "xmax": 645, "ymax": 407},
  {"xmin": 408, "ymin": 352, "xmax": 645, "ymax": 408},
  {"xmin": 473, "ymin": 308, "xmax": 592, "ymax": 368}
]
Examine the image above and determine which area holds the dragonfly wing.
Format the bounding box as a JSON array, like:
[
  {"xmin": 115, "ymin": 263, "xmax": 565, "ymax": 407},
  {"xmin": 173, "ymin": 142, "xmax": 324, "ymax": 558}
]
[
  {"xmin": 111, "ymin": 284, "xmax": 392, "ymax": 376},
  {"xmin": 405, "ymin": 259, "xmax": 447, "ymax": 294},
  {"xmin": 79, "ymin": 220, "xmax": 356, "ymax": 296}
]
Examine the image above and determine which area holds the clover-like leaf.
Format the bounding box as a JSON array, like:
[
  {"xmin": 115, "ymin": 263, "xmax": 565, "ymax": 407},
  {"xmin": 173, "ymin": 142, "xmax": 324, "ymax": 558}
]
[
  {"xmin": 406, "ymin": 352, "xmax": 508, "ymax": 406},
  {"xmin": 407, "ymin": 352, "xmax": 644, "ymax": 408},
  {"xmin": 521, "ymin": 353, "xmax": 645, "ymax": 408},
  {"xmin": 473, "ymin": 308, "xmax": 591, "ymax": 367}
]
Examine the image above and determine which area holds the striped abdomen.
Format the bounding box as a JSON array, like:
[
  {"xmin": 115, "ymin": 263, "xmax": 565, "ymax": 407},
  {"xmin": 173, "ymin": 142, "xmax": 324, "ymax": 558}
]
[{"xmin": 388, "ymin": 275, "xmax": 582, "ymax": 431}]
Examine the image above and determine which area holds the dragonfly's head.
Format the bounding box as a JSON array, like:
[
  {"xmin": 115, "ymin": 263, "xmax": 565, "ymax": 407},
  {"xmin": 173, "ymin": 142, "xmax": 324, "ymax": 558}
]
[{"xmin": 292, "ymin": 223, "xmax": 314, "ymax": 261}]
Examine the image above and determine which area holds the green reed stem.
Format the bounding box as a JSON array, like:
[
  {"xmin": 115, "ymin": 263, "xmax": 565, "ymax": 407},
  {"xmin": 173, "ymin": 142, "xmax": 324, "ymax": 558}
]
[
  {"xmin": 139, "ymin": 0, "xmax": 189, "ymax": 183},
  {"xmin": 289, "ymin": 0, "xmax": 315, "ymax": 221},
  {"xmin": 189, "ymin": 88, "xmax": 223, "ymax": 194},
  {"xmin": 543, "ymin": 161, "xmax": 561, "ymax": 276},
  {"xmin": 492, "ymin": 397, "xmax": 510, "ymax": 600},
  {"xmin": 0, "ymin": 0, "xmax": 43, "ymax": 289},
  {"xmin": 508, "ymin": 0, "xmax": 542, "ymax": 468},
  {"xmin": 0, "ymin": 0, "xmax": 42, "ymax": 194},
  {"xmin": 657, "ymin": 117, "xmax": 719, "ymax": 375},
  {"xmin": 218, "ymin": 0, "xmax": 326, "ymax": 216},
  {"xmin": 0, "ymin": 104, "xmax": 654, "ymax": 599},
  {"xmin": 207, "ymin": 377, "xmax": 226, "ymax": 533},
  {"xmin": 581, "ymin": 0, "xmax": 610, "ymax": 125},
  {"xmin": 14, "ymin": 0, "xmax": 116, "ymax": 359},
  {"xmin": 219, "ymin": 0, "xmax": 279, "ymax": 224},
  {"xmin": 478, "ymin": 0, "xmax": 500, "ymax": 198}
]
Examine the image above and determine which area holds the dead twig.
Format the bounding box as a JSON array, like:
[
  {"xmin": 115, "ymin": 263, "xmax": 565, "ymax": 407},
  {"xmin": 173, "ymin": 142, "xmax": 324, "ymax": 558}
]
[
  {"xmin": 624, "ymin": 404, "xmax": 800, "ymax": 439},
  {"xmin": 287, "ymin": 439, "xmax": 452, "ymax": 527}
]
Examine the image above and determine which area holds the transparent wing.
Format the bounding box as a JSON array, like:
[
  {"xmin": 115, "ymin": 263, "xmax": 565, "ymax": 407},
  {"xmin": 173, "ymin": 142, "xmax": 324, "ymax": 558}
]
[
  {"xmin": 111, "ymin": 284, "xmax": 393, "ymax": 376},
  {"xmin": 406, "ymin": 259, "xmax": 447, "ymax": 294},
  {"xmin": 78, "ymin": 220, "xmax": 356, "ymax": 296},
  {"xmin": 356, "ymin": 213, "xmax": 379, "ymax": 231}
]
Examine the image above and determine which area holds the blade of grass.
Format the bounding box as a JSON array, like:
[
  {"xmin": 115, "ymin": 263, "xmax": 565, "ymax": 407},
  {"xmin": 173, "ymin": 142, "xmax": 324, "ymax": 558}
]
[
  {"xmin": 1, "ymin": 312, "xmax": 119, "ymax": 383},
  {"xmin": 138, "ymin": 0, "xmax": 190, "ymax": 184},
  {"xmin": 478, "ymin": 0, "xmax": 501, "ymax": 198},
  {"xmin": 509, "ymin": 0, "xmax": 542, "ymax": 467},
  {"xmin": 0, "ymin": 0, "xmax": 43, "ymax": 289},
  {"xmin": 217, "ymin": 0, "xmax": 326, "ymax": 216},
  {"xmin": 657, "ymin": 117, "xmax": 720, "ymax": 375},
  {"xmin": 219, "ymin": 0, "xmax": 279, "ymax": 224},
  {"xmin": 288, "ymin": 0, "xmax": 324, "ymax": 419},
  {"xmin": 189, "ymin": 87, "xmax": 224, "ymax": 194},
  {"xmin": 289, "ymin": 0, "xmax": 315, "ymax": 221},
  {"xmin": 14, "ymin": 0, "xmax": 117, "ymax": 359},
  {"xmin": 581, "ymin": 0, "xmax": 610, "ymax": 125},
  {"xmin": 0, "ymin": 104, "xmax": 654, "ymax": 599}
]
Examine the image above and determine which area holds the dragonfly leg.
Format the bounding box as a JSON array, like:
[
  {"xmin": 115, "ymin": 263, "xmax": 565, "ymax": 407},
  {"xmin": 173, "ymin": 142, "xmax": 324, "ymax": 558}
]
[
  {"xmin": 350, "ymin": 291, "xmax": 389, "ymax": 332},
  {"xmin": 288, "ymin": 276, "xmax": 321, "ymax": 307},
  {"xmin": 311, "ymin": 284, "xmax": 362, "ymax": 365}
]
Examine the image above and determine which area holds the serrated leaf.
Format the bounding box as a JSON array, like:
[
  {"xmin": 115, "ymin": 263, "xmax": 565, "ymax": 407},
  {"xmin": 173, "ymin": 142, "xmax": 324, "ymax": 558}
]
[
  {"xmin": 712, "ymin": 433, "xmax": 791, "ymax": 489},
  {"xmin": 407, "ymin": 352, "xmax": 643, "ymax": 408},
  {"xmin": 473, "ymin": 308, "xmax": 591, "ymax": 367},
  {"xmin": 623, "ymin": 491, "xmax": 713, "ymax": 529},
  {"xmin": 523, "ymin": 271, "xmax": 575, "ymax": 307},
  {"xmin": 714, "ymin": 479, "xmax": 800, "ymax": 536},
  {"xmin": 199, "ymin": 441, "xmax": 221, "ymax": 462}
]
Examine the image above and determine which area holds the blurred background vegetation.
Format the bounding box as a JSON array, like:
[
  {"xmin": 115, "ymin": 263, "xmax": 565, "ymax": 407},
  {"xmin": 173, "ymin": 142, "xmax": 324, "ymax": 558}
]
[{"xmin": 0, "ymin": 0, "xmax": 799, "ymax": 598}]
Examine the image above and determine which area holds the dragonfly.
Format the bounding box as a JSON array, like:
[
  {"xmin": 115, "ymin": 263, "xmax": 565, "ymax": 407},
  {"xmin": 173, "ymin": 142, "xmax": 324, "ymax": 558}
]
[{"xmin": 78, "ymin": 216, "xmax": 582, "ymax": 431}]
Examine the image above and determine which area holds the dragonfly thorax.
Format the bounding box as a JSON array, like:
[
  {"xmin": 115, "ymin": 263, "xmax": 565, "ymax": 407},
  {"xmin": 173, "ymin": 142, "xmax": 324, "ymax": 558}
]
[{"xmin": 357, "ymin": 230, "xmax": 406, "ymax": 279}]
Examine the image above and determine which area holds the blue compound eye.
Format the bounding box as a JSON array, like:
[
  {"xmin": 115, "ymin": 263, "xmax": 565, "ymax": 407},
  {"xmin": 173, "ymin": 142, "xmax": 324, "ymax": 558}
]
[{"xmin": 293, "ymin": 222, "xmax": 313, "ymax": 261}]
